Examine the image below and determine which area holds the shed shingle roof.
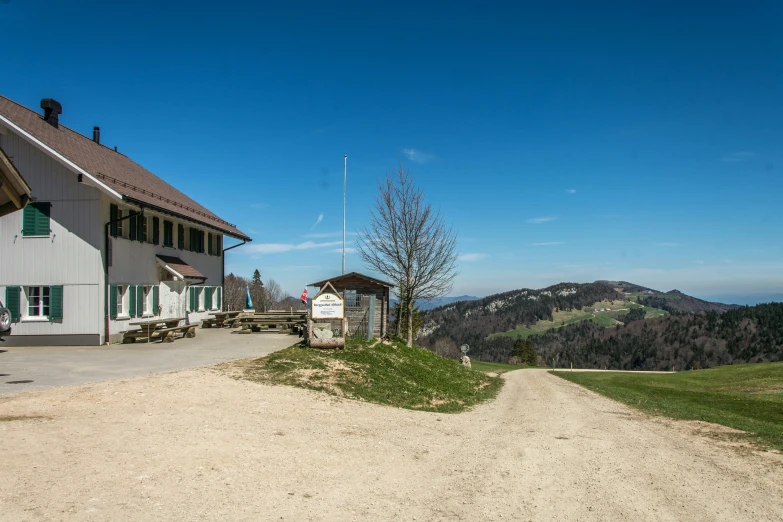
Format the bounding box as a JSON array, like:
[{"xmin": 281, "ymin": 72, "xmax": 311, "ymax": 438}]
[
  {"xmin": 0, "ymin": 95, "xmax": 250, "ymax": 240},
  {"xmin": 156, "ymin": 255, "xmax": 207, "ymax": 280},
  {"xmin": 308, "ymin": 271, "xmax": 395, "ymax": 288}
]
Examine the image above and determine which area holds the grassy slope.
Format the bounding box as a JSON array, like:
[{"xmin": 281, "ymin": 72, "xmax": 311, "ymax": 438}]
[
  {"xmin": 554, "ymin": 362, "xmax": 783, "ymax": 449},
  {"xmin": 488, "ymin": 299, "xmax": 667, "ymax": 339},
  {"xmin": 223, "ymin": 338, "xmax": 503, "ymax": 413}
]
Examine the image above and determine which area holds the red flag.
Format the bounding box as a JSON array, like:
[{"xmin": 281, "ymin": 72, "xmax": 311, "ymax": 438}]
[{"xmin": 300, "ymin": 288, "xmax": 308, "ymax": 304}]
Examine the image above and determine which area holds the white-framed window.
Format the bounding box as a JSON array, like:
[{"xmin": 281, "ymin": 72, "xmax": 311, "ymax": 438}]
[
  {"xmin": 117, "ymin": 285, "xmax": 125, "ymax": 316},
  {"xmin": 27, "ymin": 286, "xmax": 50, "ymax": 317},
  {"xmin": 143, "ymin": 286, "xmax": 151, "ymax": 315},
  {"xmin": 198, "ymin": 287, "xmax": 205, "ymax": 311}
]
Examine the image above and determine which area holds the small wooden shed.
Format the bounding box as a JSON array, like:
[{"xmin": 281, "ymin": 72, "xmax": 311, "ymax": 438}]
[{"xmin": 308, "ymin": 272, "xmax": 394, "ymax": 339}]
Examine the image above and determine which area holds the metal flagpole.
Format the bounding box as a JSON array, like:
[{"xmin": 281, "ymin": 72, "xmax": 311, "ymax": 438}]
[{"xmin": 343, "ymin": 154, "xmax": 347, "ymax": 274}]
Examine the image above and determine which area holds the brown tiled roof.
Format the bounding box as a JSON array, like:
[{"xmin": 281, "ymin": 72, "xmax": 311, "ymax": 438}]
[
  {"xmin": 156, "ymin": 255, "xmax": 206, "ymax": 280},
  {"xmin": 0, "ymin": 95, "xmax": 250, "ymax": 241}
]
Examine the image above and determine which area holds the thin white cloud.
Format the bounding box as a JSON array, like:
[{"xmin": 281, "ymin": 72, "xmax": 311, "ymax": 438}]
[
  {"xmin": 402, "ymin": 148, "xmax": 435, "ymax": 163},
  {"xmin": 458, "ymin": 253, "xmax": 488, "ymax": 262},
  {"xmin": 331, "ymin": 247, "xmax": 357, "ymax": 254},
  {"xmin": 526, "ymin": 217, "xmax": 557, "ymax": 224},
  {"xmin": 530, "ymin": 242, "xmax": 565, "ymax": 246},
  {"xmin": 310, "ymin": 213, "xmax": 324, "ymax": 231},
  {"xmin": 566, "ymin": 189, "xmax": 577, "ymax": 194},
  {"xmin": 246, "ymin": 240, "xmax": 342, "ymax": 255},
  {"xmin": 653, "ymin": 242, "xmax": 679, "ymax": 247},
  {"xmin": 304, "ymin": 231, "xmax": 358, "ymax": 239},
  {"xmin": 721, "ymin": 151, "xmax": 755, "ymax": 162}
]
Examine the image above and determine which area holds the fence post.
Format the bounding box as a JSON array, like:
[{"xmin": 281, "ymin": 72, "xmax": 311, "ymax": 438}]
[{"xmin": 367, "ymin": 295, "xmax": 376, "ymax": 341}]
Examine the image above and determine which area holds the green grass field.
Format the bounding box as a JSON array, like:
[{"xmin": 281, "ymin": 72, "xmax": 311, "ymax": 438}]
[
  {"xmin": 221, "ymin": 338, "xmax": 502, "ymax": 413},
  {"xmin": 554, "ymin": 363, "xmax": 783, "ymax": 450},
  {"xmin": 488, "ymin": 300, "xmax": 667, "ymax": 339}
]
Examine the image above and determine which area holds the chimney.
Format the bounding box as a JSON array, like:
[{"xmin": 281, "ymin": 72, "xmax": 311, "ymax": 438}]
[
  {"xmin": 93, "ymin": 126, "xmax": 100, "ymax": 144},
  {"xmin": 40, "ymin": 98, "xmax": 62, "ymax": 128}
]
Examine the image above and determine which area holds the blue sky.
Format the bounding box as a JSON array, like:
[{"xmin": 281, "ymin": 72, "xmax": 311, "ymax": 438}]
[{"xmin": 3, "ymin": 1, "xmax": 782, "ymax": 301}]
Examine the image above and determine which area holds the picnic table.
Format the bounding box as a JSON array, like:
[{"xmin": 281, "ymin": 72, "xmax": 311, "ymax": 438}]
[
  {"xmin": 203, "ymin": 311, "xmax": 242, "ymax": 328},
  {"xmin": 233, "ymin": 312, "xmax": 307, "ymax": 334},
  {"xmin": 122, "ymin": 317, "xmax": 194, "ymax": 343}
]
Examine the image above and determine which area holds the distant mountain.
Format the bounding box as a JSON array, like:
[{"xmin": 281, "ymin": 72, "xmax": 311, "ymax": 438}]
[
  {"xmin": 530, "ymin": 302, "xmax": 783, "ymax": 371},
  {"xmin": 417, "ymin": 295, "xmax": 480, "ymax": 311},
  {"xmin": 417, "ymin": 282, "xmax": 624, "ymax": 356},
  {"xmin": 417, "ymin": 280, "xmax": 741, "ymax": 363},
  {"xmin": 390, "ymin": 295, "xmax": 480, "ymax": 311},
  {"xmin": 695, "ymin": 293, "xmax": 783, "ymax": 306},
  {"xmin": 595, "ymin": 280, "xmax": 740, "ymax": 314}
]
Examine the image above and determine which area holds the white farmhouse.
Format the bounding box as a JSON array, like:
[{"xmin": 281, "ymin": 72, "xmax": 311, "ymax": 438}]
[{"xmin": 0, "ymin": 96, "xmax": 250, "ymax": 346}]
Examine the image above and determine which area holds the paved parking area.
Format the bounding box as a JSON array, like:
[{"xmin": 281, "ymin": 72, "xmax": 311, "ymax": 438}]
[{"xmin": 0, "ymin": 328, "xmax": 298, "ymax": 395}]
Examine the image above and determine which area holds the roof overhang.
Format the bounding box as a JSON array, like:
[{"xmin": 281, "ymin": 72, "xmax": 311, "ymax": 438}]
[
  {"xmin": 124, "ymin": 196, "xmax": 251, "ymax": 241},
  {"xmin": 0, "ymin": 114, "xmax": 123, "ymax": 202},
  {"xmin": 156, "ymin": 255, "xmax": 207, "ymax": 283},
  {"xmin": 0, "ymin": 144, "xmax": 32, "ymax": 217}
]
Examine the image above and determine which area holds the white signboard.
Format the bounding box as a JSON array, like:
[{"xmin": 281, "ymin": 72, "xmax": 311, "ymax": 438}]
[{"xmin": 312, "ymin": 292, "xmax": 344, "ymax": 319}]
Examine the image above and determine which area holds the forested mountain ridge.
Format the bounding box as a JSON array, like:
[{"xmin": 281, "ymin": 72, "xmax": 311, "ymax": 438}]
[
  {"xmin": 418, "ymin": 282, "xmax": 625, "ymax": 355},
  {"xmin": 530, "ymin": 303, "xmax": 783, "ymax": 370},
  {"xmin": 597, "ymin": 280, "xmax": 740, "ymax": 314}
]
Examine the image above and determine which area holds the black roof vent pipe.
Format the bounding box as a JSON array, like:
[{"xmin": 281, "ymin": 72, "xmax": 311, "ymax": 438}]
[
  {"xmin": 40, "ymin": 98, "xmax": 62, "ymax": 128},
  {"xmin": 93, "ymin": 126, "xmax": 100, "ymax": 144}
]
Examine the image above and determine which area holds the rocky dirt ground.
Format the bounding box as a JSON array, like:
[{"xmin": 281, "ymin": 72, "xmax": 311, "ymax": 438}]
[{"xmin": 0, "ymin": 369, "xmax": 781, "ymax": 521}]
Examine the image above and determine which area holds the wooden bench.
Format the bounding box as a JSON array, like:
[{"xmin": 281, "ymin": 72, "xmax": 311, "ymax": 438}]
[{"xmin": 121, "ymin": 319, "xmax": 195, "ymax": 344}]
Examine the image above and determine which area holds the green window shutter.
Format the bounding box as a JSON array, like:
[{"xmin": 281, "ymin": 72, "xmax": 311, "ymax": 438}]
[
  {"xmin": 201, "ymin": 231, "xmax": 206, "ymax": 253},
  {"xmin": 205, "ymin": 287, "xmax": 213, "ymax": 310},
  {"xmin": 5, "ymin": 286, "xmax": 20, "ymax": 322},
  {"xmin": 128, "ymin": 286, "xmax": 137, "ymax": 318},
  {"xmin": 163, "ymin": 221, "xmax": 172, "ymax": 247},
  {"xmin": 110, "ymin": 204, "xmax": 118, "ymax": 237},
  {"xmin": 49, "ymin": 285, "xmax": 63, "ymax": 320},
  {"xmin": 129, "ymin": 214, "xmax": 137, "ymax": 241},
  {"xmin": 37, "ymin": 203, "xmax": 51, "ymax": 235},
  {"xmin": 138, "ymin": 216, "xmax": 145, "ymax": 243},
  {"xmin": 110, "ymin": 285, "xmax": 118, "ymax": 319},
  {"xmin": 178, "ymin": 224, "xmax": 185, "ymax": 249},
  {"xmin": 136, "ymin": 286, "xmax": 144, "ymax": 316},
  {"xmin": 152, "ymin": 286, "xmax": 159, "ymax": 314},
  {"xmin": 217, "ymin": 287, "xmax": 222, "ymax": 310},
  {"xmin": 22, "ymin": 205, "xmax": 36, "ymax": 236},
  {"xmin": 208, "ymin": 233, "xmax": 213, "ymax": 255},
  {"xmin": 189, "ymin": 287, "xmax": 195, "ymax": 311},
  {"xmin": 152, "ymin": 217, "xmax": 160, "ymax": 245},
  {"xmin": 22, "ymin": 202, "xmax": 50, "ymax": 236}
]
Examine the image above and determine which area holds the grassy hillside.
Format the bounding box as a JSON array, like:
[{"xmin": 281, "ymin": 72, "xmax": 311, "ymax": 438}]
[
  {"xmin": 555, "ymin": 362, "xmax": 783, "ymax": 449},
  {"xmin": 220, "ymin": 338, "xmax": 502, "ymax": 413},
  {"xmin": 488, "ymin": 299, "xmax": 667, "ymax": 340}
]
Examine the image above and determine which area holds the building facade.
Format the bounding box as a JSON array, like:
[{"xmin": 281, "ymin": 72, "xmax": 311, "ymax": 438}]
[{"xmin": 0, "ymin": 96, "xmax": 250, "ymax": 346}]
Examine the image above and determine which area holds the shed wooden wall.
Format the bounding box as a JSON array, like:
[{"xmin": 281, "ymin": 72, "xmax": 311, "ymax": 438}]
[{"xmin": 322, "ymin": 278, "xmax": 390, "ymax": 338}]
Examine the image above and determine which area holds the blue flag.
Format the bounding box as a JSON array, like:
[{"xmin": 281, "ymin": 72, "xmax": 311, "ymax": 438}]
[{"xmin": 246, "ymin": 286, "xmax": 253, "ymax": 309}]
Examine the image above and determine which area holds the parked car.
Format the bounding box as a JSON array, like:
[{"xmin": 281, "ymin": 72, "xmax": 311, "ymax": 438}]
[{"xmin": 0, "ymin": 299, "xmax": 11, "ymax": 336}]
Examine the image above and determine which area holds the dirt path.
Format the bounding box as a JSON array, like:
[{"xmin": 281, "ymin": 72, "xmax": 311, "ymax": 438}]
[{"xmin": 1, "ymin": 369, "xmax": 781, "ymax": 521}]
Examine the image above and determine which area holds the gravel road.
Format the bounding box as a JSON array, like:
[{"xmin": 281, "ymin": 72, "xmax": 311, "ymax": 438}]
[{"xmin": 0, "ymin": 368, "xmax": 780, "ymax": 521}]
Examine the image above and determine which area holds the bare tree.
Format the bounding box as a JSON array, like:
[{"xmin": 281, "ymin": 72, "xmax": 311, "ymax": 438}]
[
  {"xmin": 356, "ymin": 163, "xmax": 458, "ymax": 346},
  {"xmin": 223, "ymin": 273, "xmax": 249, "ymax": 311},
  {"xmin": 263, "ymin": 279, "xmax": 285, "ymax": 310}
]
